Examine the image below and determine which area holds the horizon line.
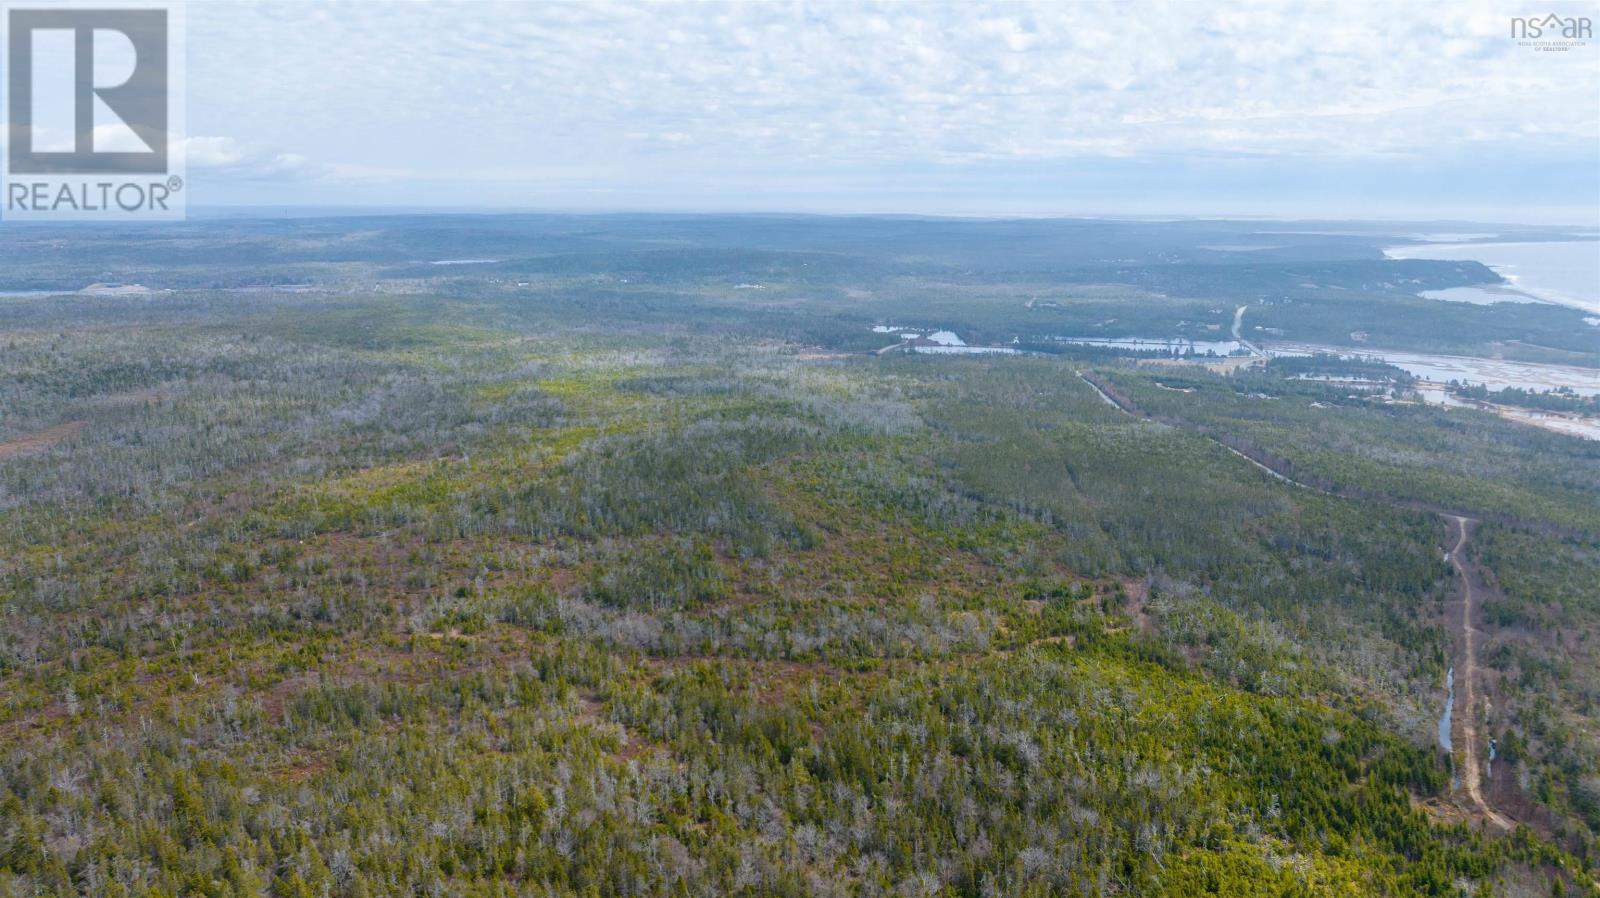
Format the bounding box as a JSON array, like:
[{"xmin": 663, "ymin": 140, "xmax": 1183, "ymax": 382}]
[{"xmin": 173, "ymin": 205, "xmax": 1600, "ymax": 230}]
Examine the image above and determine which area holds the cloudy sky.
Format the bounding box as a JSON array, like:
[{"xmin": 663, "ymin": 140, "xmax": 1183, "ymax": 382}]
[{"xmin": 181, "ymin": 0, "xmax": 1600, "ymax": 222}]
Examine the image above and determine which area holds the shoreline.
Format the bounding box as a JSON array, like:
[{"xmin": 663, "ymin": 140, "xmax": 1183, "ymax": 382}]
[
  {"xmin": 1263, "ymin": 342, "xmax": 1600, "ymax": 395},
  {"xmin": 1383, "ymin": 240, "xmax": 1600, "ymax": 316},
  {"xmin": 1414, "ymin": 383, "xmax": 1600, "ymax": 441}
]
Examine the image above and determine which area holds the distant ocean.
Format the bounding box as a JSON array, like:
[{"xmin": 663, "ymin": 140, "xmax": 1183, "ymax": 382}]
[{"xmin": 1383, "ymin": 240, "xmax": 1600, "ymax": 316}]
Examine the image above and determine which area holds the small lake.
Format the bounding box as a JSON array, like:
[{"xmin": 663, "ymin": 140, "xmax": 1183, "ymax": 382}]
[
  {"xmin": 870, "ymin": 326, "xmax": 1020, "ymax": 355},
  {"xmin": 1406, "ymin": 286, "xmax": 1547, "ymax": 306}
]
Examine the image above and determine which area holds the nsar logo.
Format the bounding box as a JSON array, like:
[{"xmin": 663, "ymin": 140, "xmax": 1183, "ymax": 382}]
[{"xmin": 1510, "ymin": 13, "xmax": 1593, "ymax": 51}]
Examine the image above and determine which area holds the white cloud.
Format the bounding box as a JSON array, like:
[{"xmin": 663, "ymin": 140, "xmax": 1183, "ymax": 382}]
[
  {"xmin": 181, "ymin": 135, "xmax": 249, "ymax": 168},
  {"xmin": 178, "ymin": 136, "xmax": 408, "ymax": 182},
  {"xmin": 175, "ymin": 0, "xmax": 1600, "ymax": 214}
]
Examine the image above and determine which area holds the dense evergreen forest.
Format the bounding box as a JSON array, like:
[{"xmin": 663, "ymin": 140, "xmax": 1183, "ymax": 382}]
[{"xmin": 2, "ymin": 215, "xmax": 1598, "ymax": 897}]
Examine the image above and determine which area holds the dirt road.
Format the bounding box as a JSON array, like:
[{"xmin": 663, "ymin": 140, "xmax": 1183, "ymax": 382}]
[
  {"xmin": 1077, "ymin": 369, "xmax": 1514, "ymax": 829},
  {"xmin": 1445, "ymin": 514, "xmax": 1514, "ymax": 831},
  {"xmin": 1231, "ymin": 304, "xmax": 1265, "ymax": 360},
  {"xmin": 1076, "ymin": 371, "xmax": 1128, "ymax": 410}
]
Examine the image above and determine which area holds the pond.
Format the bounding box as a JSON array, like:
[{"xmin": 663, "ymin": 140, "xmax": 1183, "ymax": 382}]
[{"xmin": 1439, "ymin": 666, "xmax": 1454, "ymax": 754}]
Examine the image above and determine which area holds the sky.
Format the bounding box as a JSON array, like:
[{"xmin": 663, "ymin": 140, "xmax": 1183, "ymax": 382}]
[{"xmin": 176, "ymin": 0, "xmax": 1600, "ymax": 223}]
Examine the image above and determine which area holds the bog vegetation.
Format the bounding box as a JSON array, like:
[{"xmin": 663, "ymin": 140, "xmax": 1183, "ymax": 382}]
[{"xmin": 2, "ymin": 215, "xmax": 1598, "ymax": 897}]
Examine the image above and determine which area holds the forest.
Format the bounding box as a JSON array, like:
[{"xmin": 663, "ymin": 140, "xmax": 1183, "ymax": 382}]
[{"xmin": 2, "ymin": 214, "xmax": 1598, "ymax": 897}]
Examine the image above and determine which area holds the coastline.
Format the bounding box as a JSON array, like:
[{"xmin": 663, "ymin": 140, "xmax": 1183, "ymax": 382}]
[{"xmin": 1383, "ymin": 240, "xmax": 1600, "ymax": 316}]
